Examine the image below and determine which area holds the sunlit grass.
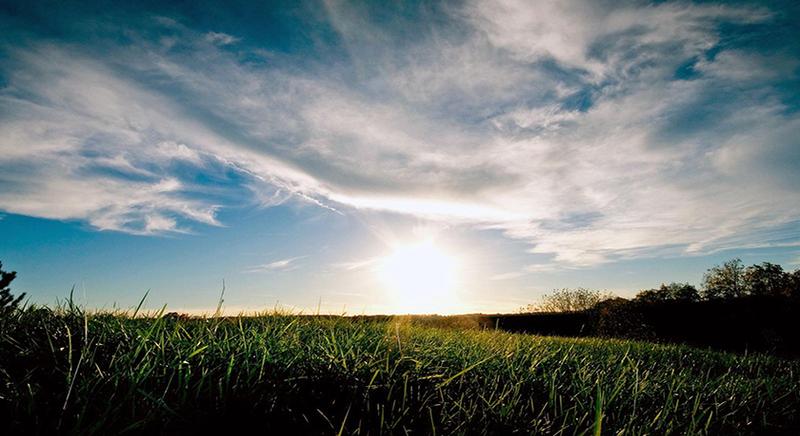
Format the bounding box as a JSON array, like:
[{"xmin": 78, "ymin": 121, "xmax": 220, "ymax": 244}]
[{"xmin": 1, "ymin": 304, "xmax": 798, "ymax": 434}]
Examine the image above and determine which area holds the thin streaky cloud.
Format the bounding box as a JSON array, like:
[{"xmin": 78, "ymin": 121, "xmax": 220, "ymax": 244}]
[
  {"xmin": 204, "ymin": 31, "xmax": 240, "ymax": 46},
  {"xmin": 244, "ymin": 256, "xmax": 307, "ymax": 273},
  {"xmin": 330, "ymin": 258, "xmax": 382, "ymax": 272}
]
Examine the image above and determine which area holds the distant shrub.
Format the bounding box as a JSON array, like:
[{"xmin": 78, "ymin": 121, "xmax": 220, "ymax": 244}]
[
  {"xmin": 0, "ymin": 261, "xmax": 26, "ymax": 317},
  {"xmin": 520, "ymin": 288, "xmax": 612, "ymax": 313}
]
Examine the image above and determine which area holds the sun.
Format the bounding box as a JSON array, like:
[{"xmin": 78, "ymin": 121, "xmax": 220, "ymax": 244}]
[{"xmin": 377, "ymin": 240, "xmax": 459, "ymax": 314}]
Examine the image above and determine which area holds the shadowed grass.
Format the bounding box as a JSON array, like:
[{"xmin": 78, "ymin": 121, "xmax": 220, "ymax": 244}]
[{"xmin": 1, "ymin": 304, "xmax": 798, "ymax": 435}]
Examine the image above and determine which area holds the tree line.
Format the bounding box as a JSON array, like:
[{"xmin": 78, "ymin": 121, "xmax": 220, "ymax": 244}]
[
  {"xmin": 501, "ymin": 258, "xmax": 800, "ymax": 355},
  {"xmin": 520, "ymin": 259, "xmax": 800, "ymax": 313}
]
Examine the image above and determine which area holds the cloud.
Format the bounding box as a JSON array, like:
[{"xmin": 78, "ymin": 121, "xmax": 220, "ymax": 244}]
[
  {"xmin": 0, "ymin": 43, "xmax": 317, "ymax": 233},
  {"xmin": 695, "ymin": 50, "xmax": 798, "ymax": 82},
  {"xmin": 1, "ymin": 0, "xmax": 798, "ymax": 266},
  {"xmin": 245, "ymin": 256, "xmax": 306, "ymax": 273},
  {"xmin": 204, "ymin": 31, "xmax": 240, "ymax": 46},
  {"xmin": 464, "ymin": 0, "xmax": 769, "ymax": 79},
  {"xmin": 330, "ymin": 257, "xmax": 381, "ymax": 272}
]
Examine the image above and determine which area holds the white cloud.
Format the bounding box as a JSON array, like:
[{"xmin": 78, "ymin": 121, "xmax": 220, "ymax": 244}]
[
  {"xmin": 464, "ymin": 0, "xmax": 769, "ymax": 79},
  {"xmin": 0, "ymin": 44, "xmax": 321, "ymax": 233},
  {"xmin": 695, "ymin": 50, "xmax": 798, "ymax": 82},
  {"xmin": 204, "ymin": 31, "xmax": 240, "ymax": 46},
  {"xmin": 330, "ymin": 258, "xmax": 381, "ymax": 272},
  {"xmin": 245, "ymin": 256, "xmax": 306, "ymax": 273},
  {"xmin": 1, "ymin": 0, "xmax": 798, "ymax": 266}
]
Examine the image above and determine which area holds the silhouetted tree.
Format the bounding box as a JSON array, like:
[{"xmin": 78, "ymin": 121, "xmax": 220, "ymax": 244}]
[
  {"xmin": 1, "ymin": 261, "xmax": 26, "ymax": 316},
  {"xmin": 701, "ymin": 259, "xmax": 745, "ymax": 300},
  {"xmin": 635, "ymin": 282, "xmax": 699, "ymax": 303},
  {"xmin": 791, "ymin": 269, "xmax": 800, "ymax": 298},
  {"xmin": 743, "ymin": 262, "xmax": 792, "ymax": 297},
  {"xmin": 667, "ymin": 282, "xmax": 701, "ymax": 301},
  {"xmin": 528, "ymin": 288, "xmax": 612, "ymax": 312}
]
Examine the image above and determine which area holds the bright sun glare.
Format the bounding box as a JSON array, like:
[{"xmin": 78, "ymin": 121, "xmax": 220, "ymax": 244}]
[{"xmin": 377, "ymin": 240, "xmax": 459, "ymax": 314}]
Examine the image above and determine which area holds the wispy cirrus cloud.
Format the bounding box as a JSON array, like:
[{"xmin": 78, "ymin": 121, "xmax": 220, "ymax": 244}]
[
  {"xmin": 244, "ymin": 256, "xmax": 306, "ymax": 273},
  {"xmin": 1, "ymin": 0, "xmax": 798, "ymax": 267},
  {"xmin": 204, "ymin": 31, "xmax": 240, "ymax": 46},
  {"xmin": 330, "ymin": 257, "xmax": 381, "ymax": 272}
]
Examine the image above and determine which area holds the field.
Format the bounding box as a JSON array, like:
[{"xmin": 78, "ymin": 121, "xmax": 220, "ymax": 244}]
[{"xmin": 1, "ymin": 307, "xmax": 799, "ymax": 435}]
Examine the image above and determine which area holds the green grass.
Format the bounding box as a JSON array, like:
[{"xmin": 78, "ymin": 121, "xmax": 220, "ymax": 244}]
[{"xmin": 1, "ymin": 306, "xmax": 798, "ymax": 435}]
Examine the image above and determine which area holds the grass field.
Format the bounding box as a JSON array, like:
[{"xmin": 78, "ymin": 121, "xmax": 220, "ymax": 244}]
[{"xmin": 1, "ymin": 306, "xmax": 799, "ymax": 435}]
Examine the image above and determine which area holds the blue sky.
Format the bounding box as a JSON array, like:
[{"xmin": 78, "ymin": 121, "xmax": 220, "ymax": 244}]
[{"xmin": 1, "ymin": 0, "xmax": 799, "ymax": 313}]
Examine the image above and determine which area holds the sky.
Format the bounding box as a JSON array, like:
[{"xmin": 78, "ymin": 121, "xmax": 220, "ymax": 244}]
[{"xmin": 1, "ymin": 0, "xmax": 799, "ymax": 314}]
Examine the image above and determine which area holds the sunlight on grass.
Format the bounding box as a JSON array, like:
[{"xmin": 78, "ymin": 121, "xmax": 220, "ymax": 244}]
[{"xmin": 2, "ymin": 303, "xmax": 798, "ymax": 434}]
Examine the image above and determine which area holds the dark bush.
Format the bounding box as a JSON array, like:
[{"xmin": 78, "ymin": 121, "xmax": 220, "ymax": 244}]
[
  {"xmin": 0, "ymin": 261, "xmax": 26, "ymax": 318},
  {"xmin": 592, "ymin": 298, "xmax": 653, "ymax": 339},
  {"xmin": 635, "ymin": 282, "xmax": 699, "ymax": 303},
  {"xmin": 491, "ymin": 295, "xmax": 800, "ymax": 357}
]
